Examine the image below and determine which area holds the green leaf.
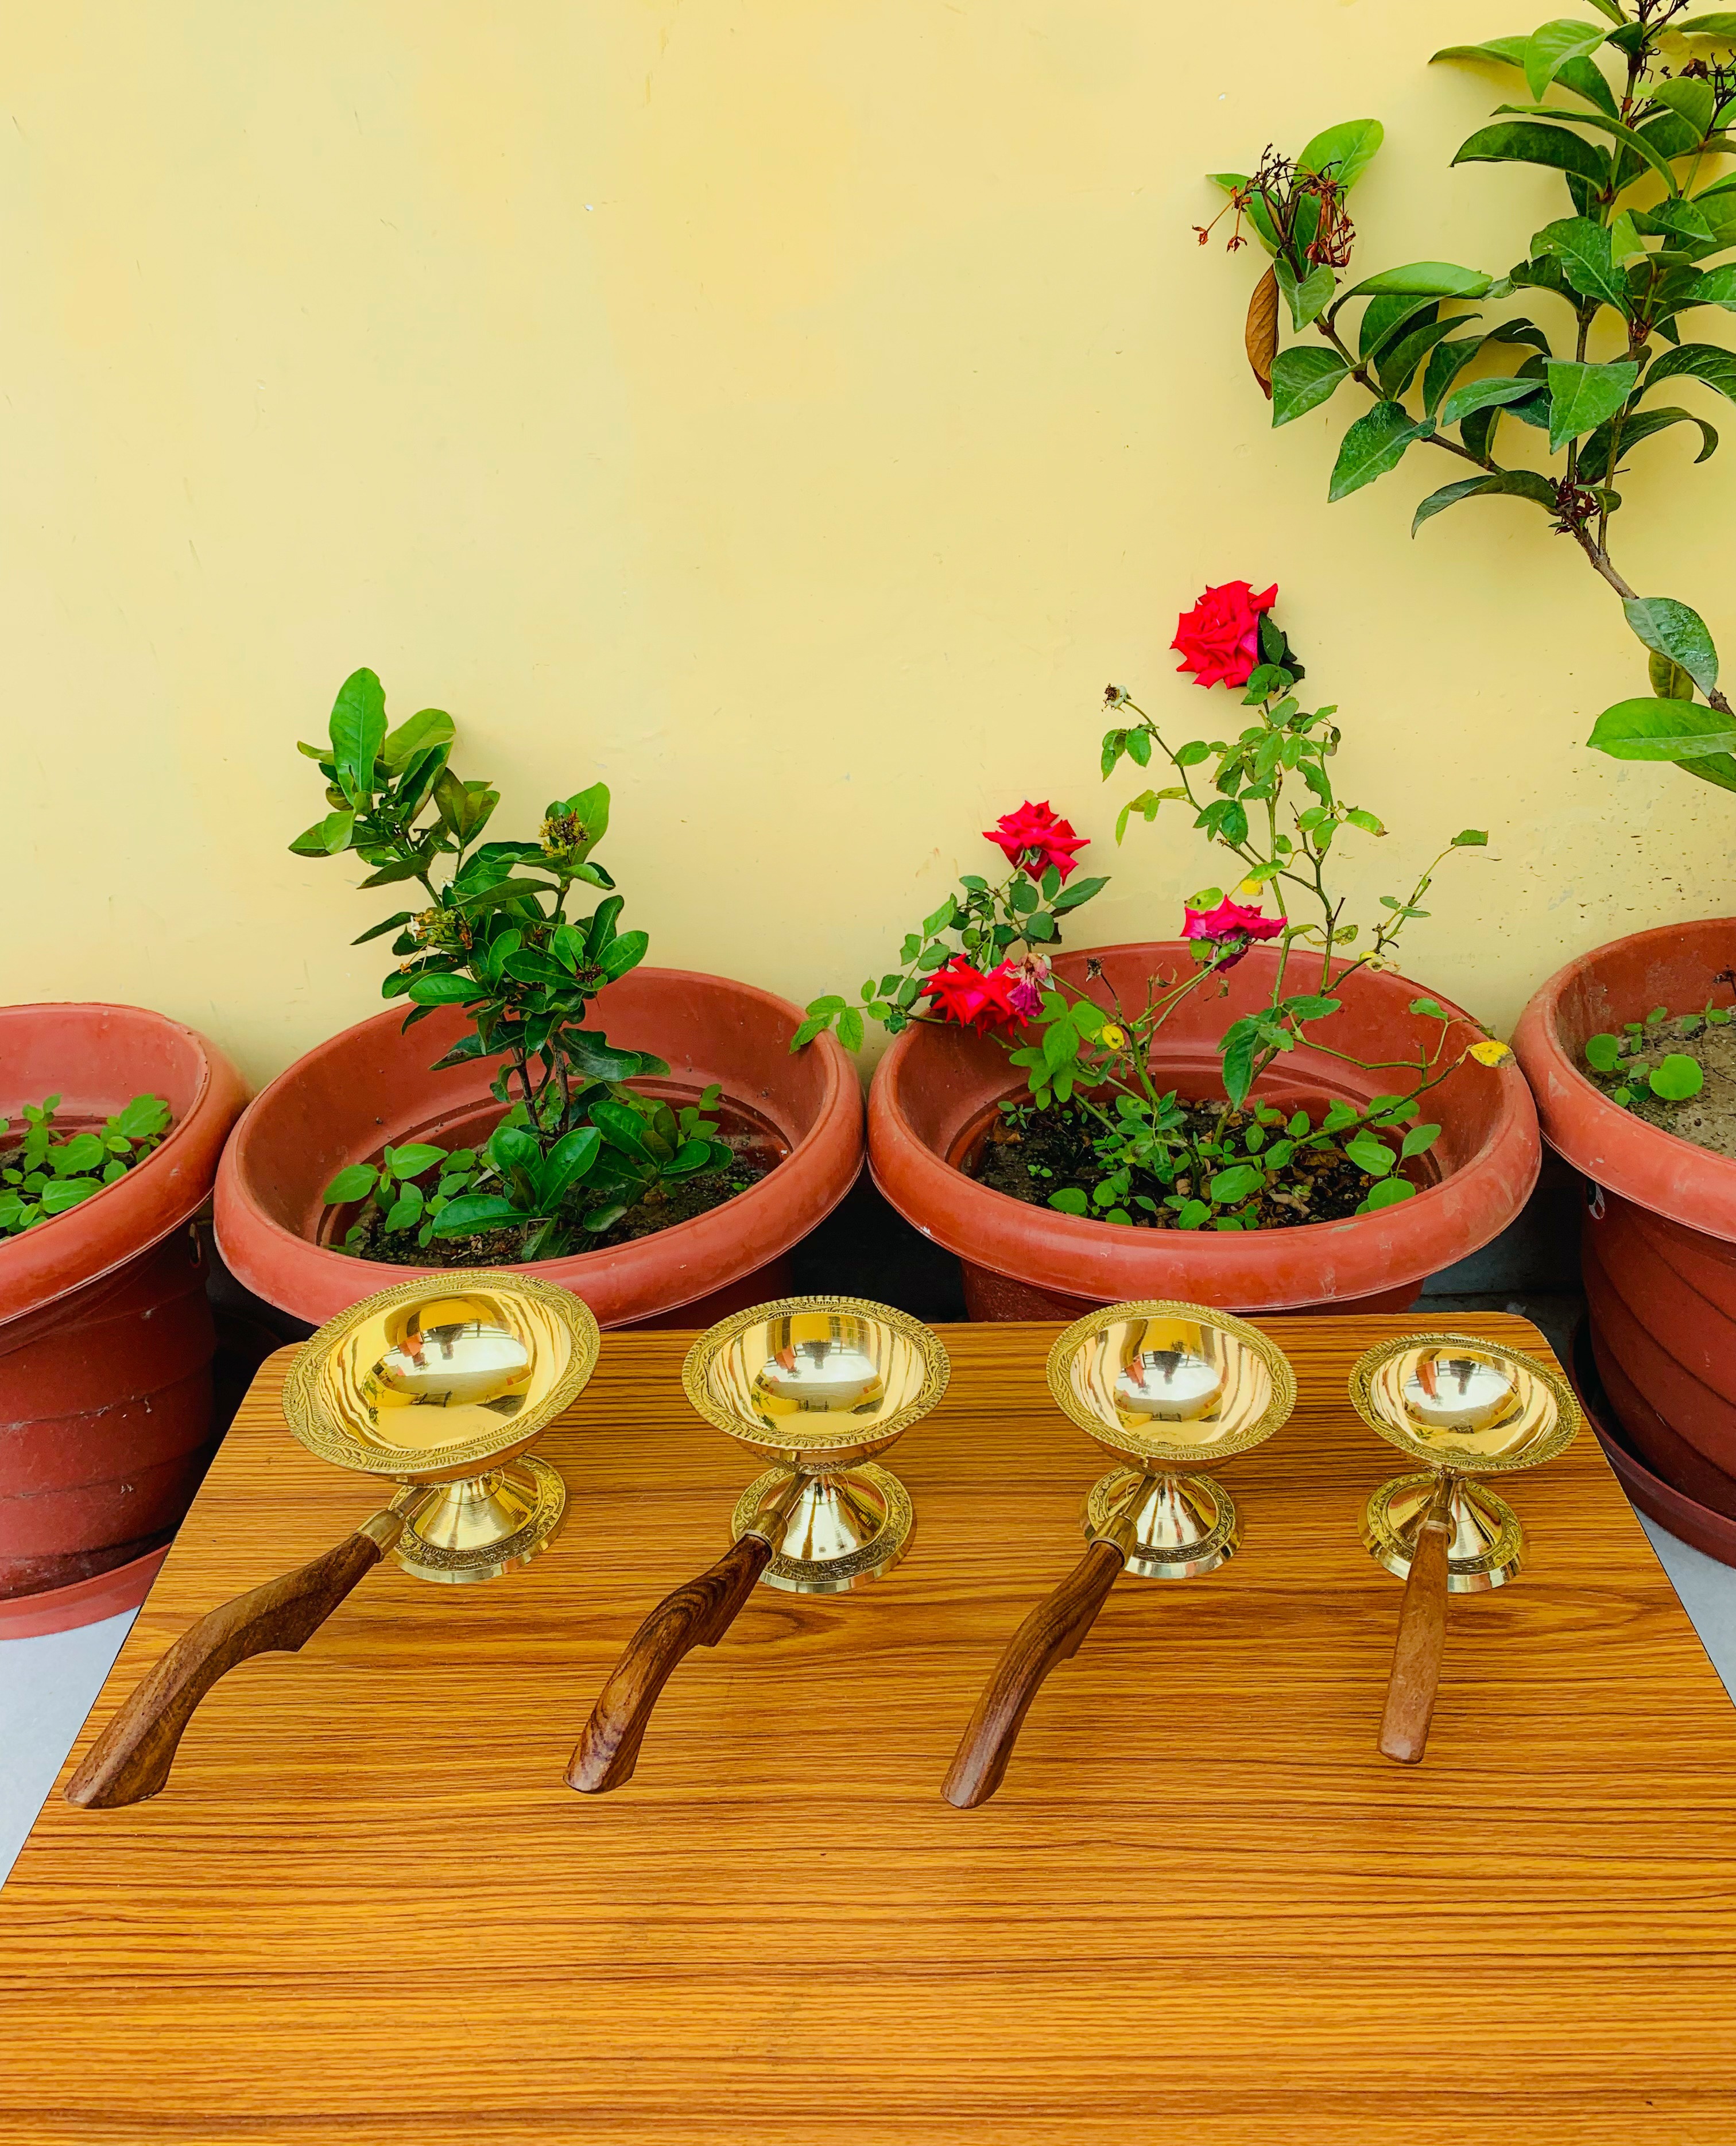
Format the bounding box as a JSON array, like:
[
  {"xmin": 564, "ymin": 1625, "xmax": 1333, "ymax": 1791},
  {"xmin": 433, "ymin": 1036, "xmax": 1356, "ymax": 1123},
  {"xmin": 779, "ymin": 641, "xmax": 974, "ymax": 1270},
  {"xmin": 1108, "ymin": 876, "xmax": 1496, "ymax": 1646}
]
[
  {"xmin": 1343, "ymin": 1130, "xmax": 1395, "ymax": 1177},
  {"xmin": 382, "ymin": 708, "xmax": 454, "ymax": 770},
  {"xmin": 1689, "ymin": 264, "xmax": 1736, "ymax": 311},
  {"xmin": 542, "ymin": 1126, "xmax": 603, "ymax": 1206},
  {"xmin": 1452, "ymin": 119, "xmax": 1609, "ymax": 187},
  {"xmin": 598, "ymin": 929, "xmax": 650, "ymax": 982},
  {"xmin": 1048, "ymin": 1187, "xmax": 1089, "ymax": 1215},
  {"xmin": 1545, "ymin": 357, "xmax": 1640, "ymax": 452},
  {"xmin": 1431, "ymin": 37, "xmax": 1529, "ymax": 69},
  {"xmin": 1587, "ymin": 696, "xmax": 1736, "ymax": 760},
  {"xmin": 1401, "ymin": 1122, "xmax": 1442, "ymax": 1160},
  {"xmin": 1051, "ymin": 874, "xmax": 1109, "ymax": 912},
  {"xmin": 353, "ymin": 910, "xmax": 416, "ymax": 946},
  {"xmin": 385, "ymin": 1142, "xmax": 446, "ymax": 1180},
  {"xmin": 1651, "ymin": 649, "xmax": 1696, "ymax": 700},
  {"xmin": 328, "ymin": 667, "xmax": 387, "ymax": 807},
  {"xmin": 109, "ymin": 1094, "xmax": 170, "ymax": 1140},
  {"xmin": 1296, "ymin": 118, "xmax": 1385, "ymax": 189},
  {"xmin": 1359, "ymin": 1178, "xmax": 1417, "ymax": 1214},
  {"xmin": 431, "ymin": 1194, "xmax": 526, "ymax": 1237},
  {"xmin": 1411, "ymin": 470, "xmax": 1557, "ymax": 534},
  {"xmin": 38, "ymin": 1178, "xmax": 102, "ymax": 1215},
  {"xmin": 1578, "ymin": 404, "xmax": 1719, "ymax": 481},
  {"xmin": 1494, "ymin": 103, "xmax": 1681, "ymax": 189},
  {"xmin": 1452, "ymin": 828, "xmax": 1490, "ymax": 846},
  {"xmin": 1328, "ymin": 402, "xmax": 1424, "ymax": 501},
  {"xmin": 384, "ymin": 1186, "xmax": 424, "ymax": 1233},
  {"xmin": 1522, "ymin": 18, "xmax": 1606, "ymax": 101},
  {"xmin": 1437, "ymin": 374, "xmax": 1541, "ymax": 428},
  {"xmin": 837, "ymin": 1007, "xmax": 866, "ymax": 1053},
  {"xmin": 1679, "ymin": 11, "xmax": 1736, "ymax": 34},
  {"xmin": 1584, "ymin": 1032, "xmax": 1623, "ymax": 1071},
  {"xmin": 1622, "ymin": 596, "xmax": 1720, "ymax": 694},
  {"xmin": 289, "ymin": 820, "xmax": 336, "ymax": 857},
  {"xmin": 405, "ymin": 973, "xmax": 480, "ymax": 1005},
  {"xmin": 1645, "ymin": 341, "xmax": 1736, "ymax": 405},
  {"xmin": 1342, "ymin": 261, "xmax": 1494, "ymax": 300},
  {"xmin": 319, "ymin": 808, "xmax": 356, "ymax": 855},
  {"xmin": 1654, "ymin": 78, "xmax": 1716, "ymax": 139},
  {"xmin": 1650, "ymin": 1053, "xmax": 1705, "ymax": 1101},
  {"xmin": 1276, "ymin": 257, "xmax": 1335, "ymax": 330},
  {"xmin": 1208, "ymin": 1163, "xmax": 1264, "ymax": 1206},
  {"xmin": 1530, "ymin": 216, "xmax": 1627, "ymax": 310}
]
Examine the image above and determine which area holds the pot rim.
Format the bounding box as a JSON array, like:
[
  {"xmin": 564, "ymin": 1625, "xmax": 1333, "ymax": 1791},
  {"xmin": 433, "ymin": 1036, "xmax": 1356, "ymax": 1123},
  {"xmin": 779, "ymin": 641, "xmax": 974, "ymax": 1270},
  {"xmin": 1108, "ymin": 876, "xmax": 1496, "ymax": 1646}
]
[
  {"xmin": 1511, "ymin": 914, "xmax": 1736, "ymax": 1245},
  {"xmin": 869, "ymin": 939, "xmax": 1540, "ymax": 1311},
  {"xmin": 0, "ymin": 1002, "xmax": 246, "ymax": 1331},
  {"xmin": 214, "ymin": 966, "xmax": 863, "ymax": 1328}
]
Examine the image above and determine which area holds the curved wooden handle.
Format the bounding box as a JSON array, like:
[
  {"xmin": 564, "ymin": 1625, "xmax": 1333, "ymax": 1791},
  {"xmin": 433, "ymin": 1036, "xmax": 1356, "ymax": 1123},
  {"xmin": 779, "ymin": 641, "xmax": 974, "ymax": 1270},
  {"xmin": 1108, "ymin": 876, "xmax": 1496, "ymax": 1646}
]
[
  {"xmin": 1378, "ymin": 1477, "xmax": 1455, "ymax": 1765},
  {"xmin": 942, "ymin": 1536, "xmax": 1125, "ymax": 1811},
  {"xmin": 64, "ymin": 1523, "xmax": 396, "ymax": 1810},
  {"xmin": 567, "ymin": 1532, "xmax": 773, "ymax": 1795}
]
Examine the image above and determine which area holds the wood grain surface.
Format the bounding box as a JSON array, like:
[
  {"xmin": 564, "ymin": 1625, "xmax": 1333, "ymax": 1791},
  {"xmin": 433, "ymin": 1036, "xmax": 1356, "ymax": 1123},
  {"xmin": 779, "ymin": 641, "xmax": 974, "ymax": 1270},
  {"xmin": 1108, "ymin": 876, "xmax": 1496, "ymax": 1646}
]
[{"xmin": 3, "ymin": 1315, "xmax": 1735, "ymax": 2146}]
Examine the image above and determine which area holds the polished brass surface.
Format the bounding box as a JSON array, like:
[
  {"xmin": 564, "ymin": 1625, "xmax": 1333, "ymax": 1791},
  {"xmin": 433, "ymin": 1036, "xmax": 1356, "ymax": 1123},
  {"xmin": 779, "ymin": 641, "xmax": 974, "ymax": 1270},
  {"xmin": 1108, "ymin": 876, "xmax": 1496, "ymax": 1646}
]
[
  {"xmin": 282, "ymin": 1273, "xmax": 598, "ymax": 1582},
  {"xmin": 1083, "ymin": 1465, "xmax": 1238, "ymax": 1579},
  {"xmin": 1349, "ymin": 1331, "xmax": 1579, "ymax": 1589},
  {"xmin": 1347, "ymin": 1332, "xmax": 1579, "ymax": 1475},
  {"xmin": 686, "ymin": 1296, "xmax": 947, "ymax": 1594},
  {"xmin": 1048, "ymin": 1301, "xmax": 1296, "ymax": 1581},
  {"xmin": 730, "ymin": 1462, "xmax": 913, "ymax": 1593},
  {"xmin": 1363, "ymin": 1470, "xmax": 1524, "ymax": 1592}
]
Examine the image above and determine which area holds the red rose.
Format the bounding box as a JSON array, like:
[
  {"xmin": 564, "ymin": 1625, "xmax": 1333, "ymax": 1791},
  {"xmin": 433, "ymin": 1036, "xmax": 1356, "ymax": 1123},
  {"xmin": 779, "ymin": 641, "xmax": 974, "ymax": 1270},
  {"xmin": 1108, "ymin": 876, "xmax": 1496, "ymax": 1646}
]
[
  {"xmin": 1171, "ymin": 580, "xmax": 1278, "ymax": 690},
  {"xmin": 1181, "ymin": 895, "xmax": 1286, "ymax": 970},
  {"xmin": 983, "ymin": 800, "xmax": 1090, "ymax": 884},
  {"xmin": 919, "ymin": 955, "xmax": 1022, "ymax": 1033}
]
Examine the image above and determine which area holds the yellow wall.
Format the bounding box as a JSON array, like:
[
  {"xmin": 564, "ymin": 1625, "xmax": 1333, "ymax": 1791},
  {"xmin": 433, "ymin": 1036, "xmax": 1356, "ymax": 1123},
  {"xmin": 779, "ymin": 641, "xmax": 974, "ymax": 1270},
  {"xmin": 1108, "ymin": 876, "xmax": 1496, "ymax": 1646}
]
[{"xmin": 6, "ymin": 1, "xmax": 1731, "ymax": 1090}]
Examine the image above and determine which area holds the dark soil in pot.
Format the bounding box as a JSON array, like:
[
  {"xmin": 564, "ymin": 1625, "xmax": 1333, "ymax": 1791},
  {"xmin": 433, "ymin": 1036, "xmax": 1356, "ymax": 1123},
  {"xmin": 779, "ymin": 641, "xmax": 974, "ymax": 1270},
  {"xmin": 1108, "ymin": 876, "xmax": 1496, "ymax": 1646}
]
[{"xmin": 968, "ymin": 1096, "xmax": 1423, "ymax": 1230}]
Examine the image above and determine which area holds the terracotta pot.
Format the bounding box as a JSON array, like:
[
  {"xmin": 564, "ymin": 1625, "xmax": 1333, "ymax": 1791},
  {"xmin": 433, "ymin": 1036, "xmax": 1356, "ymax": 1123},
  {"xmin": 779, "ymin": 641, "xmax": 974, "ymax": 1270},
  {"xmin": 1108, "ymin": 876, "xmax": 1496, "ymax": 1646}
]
[
  {"xmin": 214, "ymin": 967, "xmax": 863, "ymax": 1330},
  {"xmin": 868, "ymin": 941, "xmax": 1540, "ymax": 1318},
  {"xmin": 1567, "ymin": 1317, "xmax": 1736, "ymax": 1566},
  {"xmin": 0, "ymin": 1004, "xmax": 247, "ymax": 1633},
  {"xmin": 1513, "ymin": 916, "xmax": 1736, "ymax": 1556}
]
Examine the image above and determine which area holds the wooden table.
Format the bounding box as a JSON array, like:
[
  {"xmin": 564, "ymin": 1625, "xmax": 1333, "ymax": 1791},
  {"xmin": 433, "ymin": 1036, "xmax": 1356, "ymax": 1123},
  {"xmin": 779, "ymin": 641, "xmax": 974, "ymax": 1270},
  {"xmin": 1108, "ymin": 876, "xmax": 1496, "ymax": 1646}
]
[{"xmin": 3, "ymin": 1315, "xmax": 1735, "ymax": 2144}]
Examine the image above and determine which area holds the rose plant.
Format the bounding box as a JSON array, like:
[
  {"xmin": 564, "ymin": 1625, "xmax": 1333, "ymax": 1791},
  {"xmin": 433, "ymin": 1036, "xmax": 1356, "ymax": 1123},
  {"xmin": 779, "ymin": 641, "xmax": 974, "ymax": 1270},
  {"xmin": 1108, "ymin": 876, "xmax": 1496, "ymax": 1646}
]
[
  {"xmin": 294, "ymin": 668, "xmax": 739, "ymax": 1262},
  {"xmin": 802, "ymin": 584, "xmax": 1512, "ymax": 1233},
  {"xmin": 1204, "ymin": 6, "xmax": 1736, "ymax": 791}
]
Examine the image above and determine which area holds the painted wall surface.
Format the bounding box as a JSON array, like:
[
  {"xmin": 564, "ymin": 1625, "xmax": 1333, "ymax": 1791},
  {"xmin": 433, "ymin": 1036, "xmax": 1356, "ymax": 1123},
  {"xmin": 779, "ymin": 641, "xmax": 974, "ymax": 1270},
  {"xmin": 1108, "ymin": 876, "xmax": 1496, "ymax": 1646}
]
[{"xmin": 5, "ymin": 2, "xmax": 1730, "ymax": 1089}]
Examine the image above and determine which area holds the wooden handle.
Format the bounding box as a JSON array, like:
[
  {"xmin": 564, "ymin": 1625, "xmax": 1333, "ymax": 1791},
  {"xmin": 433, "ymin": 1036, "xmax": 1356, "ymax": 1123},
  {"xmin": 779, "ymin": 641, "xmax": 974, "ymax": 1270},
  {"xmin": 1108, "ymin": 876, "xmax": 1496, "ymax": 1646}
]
[
  {"xmin": 942, "ymin": 1536, "xmax": 1125, "ymax": 1811},
  {"xmin": 567, "ymin": 1532, "xmax": 773, "ymax": 1794},
  {"xmin": 1378, "ymin": 1477, "xmax": 1455, "ymax": 1765},
  {"xmin": 64, "ymin": 1524, "xmax": 394, "ymax": 1810}
]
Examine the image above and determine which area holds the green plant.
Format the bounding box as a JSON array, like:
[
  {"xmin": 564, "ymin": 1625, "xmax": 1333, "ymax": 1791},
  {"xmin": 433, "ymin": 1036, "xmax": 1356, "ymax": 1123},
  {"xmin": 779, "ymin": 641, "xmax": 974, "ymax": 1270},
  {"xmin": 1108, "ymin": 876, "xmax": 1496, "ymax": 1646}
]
[
  {"xmin": 1205, "ymin": 8, "xmax": 1736, "ymax": 790},
  {"xmin": 0, "ymin": 1094, "xmax": 171, "ymax": 1236},
  {"xmin": 296, "ymin": 668, "xmax": 732, "ymax": 1258},
  {"xmin": 1583, "ymin": 996, "xmax": 1727, "ymax": 1100},
  {"xmin": 799, "ymin": 586, "xmax": 1514, "ymax": 1233}
]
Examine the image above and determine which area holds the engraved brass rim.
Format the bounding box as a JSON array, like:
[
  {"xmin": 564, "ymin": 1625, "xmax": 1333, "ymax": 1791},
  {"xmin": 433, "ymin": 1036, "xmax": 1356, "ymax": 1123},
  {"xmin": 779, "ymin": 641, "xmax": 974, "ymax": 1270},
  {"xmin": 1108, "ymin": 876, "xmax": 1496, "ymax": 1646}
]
[
  {"xmin": 1347, "ymin": 1331, "xmax": 1580, "ymax": 1476},
  {"xmin": 1045, "ymin": 1299, "xmax": 1297, "ymax": 1466},
  {"xmin": 729, "ymin": 1461, "xmax": 914, "ymax": 1593},
  {"xmin": 282, "ymin": 1271, "xmax": 602, "ymax": 1481},
  {"xmin": 681, "ymin": 1293, "xmax": 950, "ymax": 1457}
]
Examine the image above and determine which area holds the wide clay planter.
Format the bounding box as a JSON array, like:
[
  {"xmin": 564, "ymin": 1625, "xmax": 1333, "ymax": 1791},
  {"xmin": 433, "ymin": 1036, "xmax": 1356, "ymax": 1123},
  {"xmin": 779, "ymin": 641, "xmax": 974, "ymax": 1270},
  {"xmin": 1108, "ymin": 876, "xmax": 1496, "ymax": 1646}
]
[
  {"xmin": 0, "ymin": 1005, "xmax": 247, "ymax": 1634},
  {"xmin": 215, "ymin": 966, "xmax": 862, "ymax": 1330},
  {"xmin": 1513, "ymin": 916, "xmax": 1736, "ymax": 1558},
  {"xmin": 869, "ymin": 940, "xmax": 1539, "ymax": 1318}
]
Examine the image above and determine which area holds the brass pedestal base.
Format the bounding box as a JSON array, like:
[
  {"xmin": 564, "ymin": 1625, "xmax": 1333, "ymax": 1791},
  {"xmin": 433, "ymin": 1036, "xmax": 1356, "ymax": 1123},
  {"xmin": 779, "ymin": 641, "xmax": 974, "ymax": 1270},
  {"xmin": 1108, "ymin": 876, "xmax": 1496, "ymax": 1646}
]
[
  {"xmin": 1083, "ymin": 1466, "xmax": 1238, "ymax": 1579},
  {"xmin": 1363, "ymin": 1470, "xmax": 1524, "ymax": 1593},
  {"xmin": 394, "ymin": 1453, "xmax": 568, "ymax": 1584},
  {"xmin": 731, "ymin": 1463, "xmax": 913, "ymax": 1594}
]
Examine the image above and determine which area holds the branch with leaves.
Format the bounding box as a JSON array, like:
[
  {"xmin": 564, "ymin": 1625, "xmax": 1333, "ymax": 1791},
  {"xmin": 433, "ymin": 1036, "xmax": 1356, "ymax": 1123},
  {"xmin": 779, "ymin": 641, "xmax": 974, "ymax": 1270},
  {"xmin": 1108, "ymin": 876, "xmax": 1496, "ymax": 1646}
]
[{"xmin": 1206, "ymin": 6, "xmax": 1736, "ymax": 790}]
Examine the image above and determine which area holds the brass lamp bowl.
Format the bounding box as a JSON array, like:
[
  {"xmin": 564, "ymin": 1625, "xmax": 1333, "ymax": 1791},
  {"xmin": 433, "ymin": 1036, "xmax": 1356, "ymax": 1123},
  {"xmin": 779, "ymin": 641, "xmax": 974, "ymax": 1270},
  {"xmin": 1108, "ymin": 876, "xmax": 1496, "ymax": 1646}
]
[
  {"xmin": 1348, "ymin": 1331, "xmax": 1580, "ymax": 1765},
  {"xmin": 568, "ymin": 1296, "xmax": 949, "ymax": 1794},
  {"xmin": 66, "ymin": 1273, "xmax": 599, "ymax": 1810},
  {"xmin": 1351, "ymin": 1333, "xmax": 1579, "ymax": 1594},
  {"xmin": 943, "ymin": 1301, "xmax": 1296, "ymax": 1810},
  {"xmin": 687, "ymin": 1295, "xmax": 948, "ymax": 1593},
  {"xmin": 284, "ymin": 1272, "xmax": 601, "ymax": 1583}
]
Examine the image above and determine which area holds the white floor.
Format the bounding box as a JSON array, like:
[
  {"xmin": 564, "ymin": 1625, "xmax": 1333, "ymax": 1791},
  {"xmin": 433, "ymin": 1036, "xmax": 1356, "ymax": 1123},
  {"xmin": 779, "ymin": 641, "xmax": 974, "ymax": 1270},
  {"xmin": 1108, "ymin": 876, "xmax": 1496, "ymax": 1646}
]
[{"xmin": 2, "ymin": 1505, "xmax": 1734, "ymax": 1887}]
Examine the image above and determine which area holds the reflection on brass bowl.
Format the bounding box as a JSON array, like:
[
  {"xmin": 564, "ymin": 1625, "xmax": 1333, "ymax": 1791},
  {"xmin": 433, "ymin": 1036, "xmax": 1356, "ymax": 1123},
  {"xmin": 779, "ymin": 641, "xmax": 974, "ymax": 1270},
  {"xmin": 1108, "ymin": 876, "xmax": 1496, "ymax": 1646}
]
[{"xmin": 284, "ymin": 1272, "xmax": 601, "ymax": 1583}]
